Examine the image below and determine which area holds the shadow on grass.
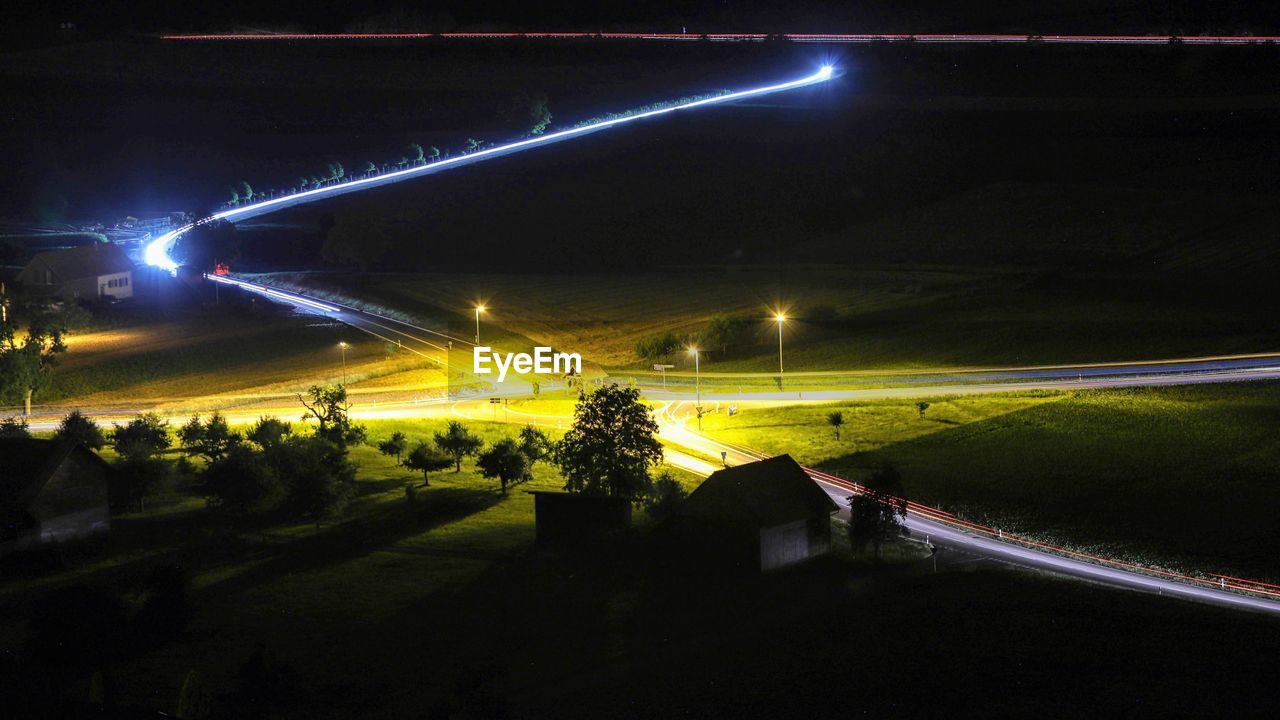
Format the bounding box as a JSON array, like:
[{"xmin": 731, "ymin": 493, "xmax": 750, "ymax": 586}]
[{"xmin": 196, "ymin": 487, "xmax": 504, "ymax": 602}]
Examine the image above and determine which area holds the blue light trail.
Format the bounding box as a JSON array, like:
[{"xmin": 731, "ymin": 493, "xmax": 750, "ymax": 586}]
[{"xmin": 144, "ymin": 65, "xmax": 836, "ymax": 272}]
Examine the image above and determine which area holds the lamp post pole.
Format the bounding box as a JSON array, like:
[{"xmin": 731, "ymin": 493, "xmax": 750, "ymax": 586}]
[
  {"xmin": 690, "ymin": 347, "xmax": 702, "ymax": 431},
  {"xmin": 474, "ymin": 305, "xmax": 485, "ymax": 345},
  {"xmin": 339, "ymin": 341, "xmax": 349, "ymax": 385},
  {"xmin": 775, "ymin": 313, "xmax": 786, "ymax": 390}
]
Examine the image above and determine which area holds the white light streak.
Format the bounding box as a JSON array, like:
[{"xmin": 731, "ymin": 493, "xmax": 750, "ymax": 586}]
[{"xmin": 143, "ymin": 66, "xmax": 836, "ymax": 273}]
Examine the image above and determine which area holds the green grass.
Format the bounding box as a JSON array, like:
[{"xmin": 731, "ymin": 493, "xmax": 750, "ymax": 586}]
[
  {"xmin": 36, "ymin": 307, "xmax": 432, "ymax": 409},
  {"xmin": 703, "ymin": 382, "xmax": 1280, "ymax": 579},
  {"xmin": 261, "ymin": 267, "xmax": 1278, "ymax": 378},
  {"xmin": 6, "ymin": 412, "xmax": 1280, "ymax": 716},
  {"xmin": 0, "ymin": 416, "xmax": 701, "ymax": 715}
]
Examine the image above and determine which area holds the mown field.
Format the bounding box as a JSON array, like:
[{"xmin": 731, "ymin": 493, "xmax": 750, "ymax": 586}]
[
  {"xmin": 702, "ymin": 381, "xmax": 1280, "ymax": 579},
  {"xmin": 15, "ymin": 298, "xmax": 446, "ymax": 419}
]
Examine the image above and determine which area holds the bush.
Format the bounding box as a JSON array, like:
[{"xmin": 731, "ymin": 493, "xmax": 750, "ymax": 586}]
[
  {"xmin": 634, "ymin": 331, "xmax": 680, "ymax": 361},
  {"xmin": 645, "ymin": 470, "xmax": 688, "ymax": 521},
  {"xmin": 203, "ymin": 444, "xmax": 283, "ymax": 514}
]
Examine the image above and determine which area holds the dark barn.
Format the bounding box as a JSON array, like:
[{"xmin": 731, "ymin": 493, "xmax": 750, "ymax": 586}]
[
  {"xmin": 0, "ymin": 439, "xmax": 113, "ymax": 555},
  {"xmin": 529, "ymin": 490, "xmax": 632, "ymax": 544},
  {"xmin": 671, "ymin": 455, "xmax": 837, "ymax": 573}
]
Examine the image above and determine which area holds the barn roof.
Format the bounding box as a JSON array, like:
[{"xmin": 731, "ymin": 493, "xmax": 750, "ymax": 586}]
[
  {"xmin": 677, "ymin": 454, "xmax": 838, "ymax": 528},
  {"xmin": 21, "ymin": 243, "xmax": 134, "ymax": 282},
  {"xmin": 0, "ymin": 438, "xmax": 112, "ymax": 509}
]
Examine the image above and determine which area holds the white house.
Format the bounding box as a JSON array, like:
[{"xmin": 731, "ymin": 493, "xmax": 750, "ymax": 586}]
[{"xmin": 18, "ymin": 243, "xmax": 135, "ymax": 301}]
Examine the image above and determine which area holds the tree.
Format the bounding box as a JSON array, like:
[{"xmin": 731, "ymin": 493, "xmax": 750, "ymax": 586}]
[
  {"xmin": 644, "ymin": 469, "xmax": 687, "ymax": 520},
  {"xmin": 434, "ymin": 420, "xmax": 483, "ymax": 472},
  {"xmin": 203, "ymin": 443, "xmax": 282, "ymax": 514},
  {"xmin": 554, "ymin": 384, "xmax": 663, "ymax": 500},
  {"xmin": 407, "ymin": 143, "xmax": 424, "ymax": 164},
  {"xmin": 112, "ymin": 413, "xmax": 170, "ymax": 464},
  {"xmin": 0, "ymin": 416, "xmax": 30, "ymax": 438},
  {"xmin": 247, "ymin": 416, "xmax": 292, "ymax": 450},
  {"xmin": 239, "ymin": 181, "xmax": 254, "ymax": 204},
  {"xmin": 377, "ymin": 431, "xmax": 408, "ymax": 464},
  {"xmin": 0, "ymin": 301, "xmax": 68, "ymax": 413},
  {"xmin": 464, "ymin": 138, "xmax": 482, "ymax": 153},
  {"xmin": 111, "ymin": 413, "xmax": 171, "ymax": 510},
  {"xmin": 402, "ymin": 441, "xmax": 452, "ymax": 486},
  {"xmin": 476, "ymin": 438, "xmax": 529, "ymax": 493},
  {"xmin": 277, "ymin": 436, "xmax": 356, "ymax": 525},
  {"xmin": 427, "ymin": 146, "xmax": 440, "ymax": 162},
  {"xmin": 500, "ymin": 90, "xmax": 552, "ymax": 135},
  {"xmin": 55, "ymin": 410, "xmax": 105, "ymax": 449},
  {"xmin": 177, "ymin": 412, "xmax": 240, "ymax": 463},
  {"xmin": 173, "ymin": 218, "xmax": 239, "ymax": 272},
  {"xmin": 362, "ymin": 160, "xmax": 377, "ymax": 175},
  {"xmin": 916, "ymin": 401, "xmax": 931, "ymax": 419},
  {"xmin": 298, "ymin": 384, "xmax": 365, "ymax": 448},
  {"xmin": 327, "ymin": 161, "xmax": 345, "ymax": 183},
  {"xmin": 703, "ymin": 314, "xmax": 752, "ymax": 355},
  {"xmin": 517, "ymin": 425, "xmax": 552, "ymax": 473},
  {"xmin": 227, "ymin": 186, "xmax": 240, "ymax": 205},
  {"xmin": 847, "ymin": 465, "xmax": 908, "ymax": 561},
  {"xmin": 634, "ymin": 331, "xmax": 679, "ymax": 361},
  {"xmin": 827, "ymin": 411, "xmax": 844, "ymax": 440}
]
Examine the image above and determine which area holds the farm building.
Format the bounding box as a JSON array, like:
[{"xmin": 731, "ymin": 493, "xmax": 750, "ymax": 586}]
[
  {"xmin": 0, "ymin": 439, "xmax": 113, "ymax": 555},
  {"xmin": 528, "ymin": 490, "xmax": 632, "ymax": 544},
  {"xmin": 17, "ymin": 242, "xmax": 134, "ymax": 301},
  {"xmin": 671, "ymin": 454, "xmax": 838, "ymax": 572}
]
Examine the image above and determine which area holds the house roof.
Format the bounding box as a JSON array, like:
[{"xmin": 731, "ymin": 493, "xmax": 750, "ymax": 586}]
[
  {"xmin": 0, "ymin": 438, "xmax": 112, "ymax": 510},
  {"xmin": 677, "ymin": 454, "xmax": 838, "ymax": 528},
  {"xmin": 20, "ymin": 242, "xmax": 134, "ymax": 282}
]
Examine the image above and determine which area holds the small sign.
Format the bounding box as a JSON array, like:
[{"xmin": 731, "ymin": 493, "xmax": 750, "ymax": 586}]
[
  {"xmin": 653, "ymin": 364, "xmax": 675, "ymax": 371},
  {"xmin": 489, "ymin": 397, "xmax": 502, "ymax": 404}
]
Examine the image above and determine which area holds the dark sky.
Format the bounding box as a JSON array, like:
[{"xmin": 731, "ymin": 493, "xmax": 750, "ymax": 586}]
[{"xmin": 8, "ymin": 1, "xmax": 1280, "ymax": 35}]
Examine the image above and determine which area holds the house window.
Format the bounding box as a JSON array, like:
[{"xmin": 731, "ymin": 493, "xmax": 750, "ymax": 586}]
[{"xmin": 122, "ymin": 276, "xmax": 129, "ymax": 287}]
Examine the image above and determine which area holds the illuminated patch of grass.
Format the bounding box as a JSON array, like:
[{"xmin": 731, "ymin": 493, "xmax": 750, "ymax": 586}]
[{"xmin": 705, "ymin": 383, "xmax": 1280, "ymax": 579}]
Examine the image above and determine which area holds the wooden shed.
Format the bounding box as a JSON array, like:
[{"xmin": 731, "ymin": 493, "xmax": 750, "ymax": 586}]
[{"xmin": 671, "ymin": 455, "xmax": 837, "ymax": 572}]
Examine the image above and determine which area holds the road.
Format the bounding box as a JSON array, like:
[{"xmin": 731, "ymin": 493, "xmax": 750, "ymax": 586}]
[
  {"xmin": 142, "ymin": 65, "xmax": 834, "ymax": 272},
  {"xmin": 655, "ymin": 402, "xmax": 1280, "ymax": 614},
  {"xmin": 119, "ymin": 60, "xmax": 1280, "ymax": 611},
  {"xmin": 24, "ymin": 270, "xmax": 1280, "ymax": 611}
]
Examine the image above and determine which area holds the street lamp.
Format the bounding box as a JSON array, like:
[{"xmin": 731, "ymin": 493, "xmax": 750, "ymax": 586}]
[
  {"xmin": 774, "ymin": 311, "xmax": 786, "ymax": 389},
  {"xmin": 474, "ymin": 304, "xmax": 486, "ymax": 345},
  {"xmin": 338, "ymin": 341, "xmax": 349, "ymax": 384},
  {"xmin": 688, "ymin": 346, "xmax": 702, "ymax": 430}
]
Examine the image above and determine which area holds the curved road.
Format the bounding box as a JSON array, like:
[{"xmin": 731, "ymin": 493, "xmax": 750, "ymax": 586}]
[
  {"xmin": 656, "ymin": 402, "xmax": 1280, "ymax": 614},
  {"xmin": 123, "ymin": 62, "xmax": 1280, "ymax": 612}
]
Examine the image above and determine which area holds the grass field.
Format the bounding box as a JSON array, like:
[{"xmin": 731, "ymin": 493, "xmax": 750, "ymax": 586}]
[
  {"xmin": 0, "ymin": 418, "xmax": 574, "ymax": 710},
  {"xmin": 15, "ymin": 302, "xmax": 444, "ymax": 418},
  {"xmin": 702, "ymin": 382, "xmax": 1280, "ymax": 579},
  {"xmin": 262, "ymin": 265, "xmax": 1278, "ymax": 375}
]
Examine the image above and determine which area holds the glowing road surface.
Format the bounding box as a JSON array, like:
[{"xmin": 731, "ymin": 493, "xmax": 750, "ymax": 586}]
[{"xmin": 144, "ymin": 65, "xmax": 834, "ymax": 272}]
